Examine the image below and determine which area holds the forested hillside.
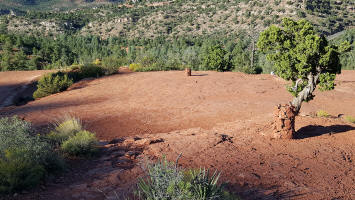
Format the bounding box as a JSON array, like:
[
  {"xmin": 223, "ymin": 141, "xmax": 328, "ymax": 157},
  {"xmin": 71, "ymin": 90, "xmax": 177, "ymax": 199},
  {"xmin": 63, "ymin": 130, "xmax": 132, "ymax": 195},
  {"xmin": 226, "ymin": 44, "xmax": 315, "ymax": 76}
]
[{"xmin": 0, "ymin": 0, "xmax": 354, "ymax": 72}]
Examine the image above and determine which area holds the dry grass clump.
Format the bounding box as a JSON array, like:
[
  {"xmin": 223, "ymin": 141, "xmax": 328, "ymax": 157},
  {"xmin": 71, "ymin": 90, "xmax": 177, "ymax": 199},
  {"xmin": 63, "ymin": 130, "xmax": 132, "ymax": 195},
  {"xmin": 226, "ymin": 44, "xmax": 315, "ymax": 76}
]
[
  {"xmin": 47, "ymin": 117, "xmax": 98, "ymax": 157},
  {"xmin": 344, "ymin": 115, "xmax": 355, "ymax": 124},
  {"xmin": 316, "ymin": 110, "xmax": 330, "ymax": 118}
]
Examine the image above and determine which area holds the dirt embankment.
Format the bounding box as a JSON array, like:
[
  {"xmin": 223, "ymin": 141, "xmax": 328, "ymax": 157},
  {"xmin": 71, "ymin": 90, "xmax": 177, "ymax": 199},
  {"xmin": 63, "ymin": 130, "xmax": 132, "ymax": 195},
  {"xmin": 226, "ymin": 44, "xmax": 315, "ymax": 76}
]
[
  {"xmin": 0, "ymin": 70, "xmax": 52, "ymax": 109},
  {"xmin": 0, "ymin": 70, "xmax": 354, "ymax": 200}
]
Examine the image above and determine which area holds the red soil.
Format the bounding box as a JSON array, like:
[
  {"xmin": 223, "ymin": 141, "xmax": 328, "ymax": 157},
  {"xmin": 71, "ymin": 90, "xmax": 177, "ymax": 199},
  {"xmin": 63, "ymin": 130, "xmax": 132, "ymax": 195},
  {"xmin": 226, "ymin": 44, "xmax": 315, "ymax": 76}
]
[{"xmin": 0, "ymin": 70, "xmax": 354, "ymax": 200}]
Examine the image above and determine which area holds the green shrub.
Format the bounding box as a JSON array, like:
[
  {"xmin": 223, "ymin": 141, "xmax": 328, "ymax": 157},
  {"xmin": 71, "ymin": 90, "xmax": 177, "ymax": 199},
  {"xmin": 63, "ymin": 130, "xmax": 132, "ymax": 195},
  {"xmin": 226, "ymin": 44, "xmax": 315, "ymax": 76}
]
[
  {"xmin": 78, "ymin": 64, "xmax": 105, "ymax": 79},
  {"xmin": 129, "ymin": 63, "xmax": 142, "ymax": 72},
  {"xmin": 137, "ymin": 158, "xmax": 190, "ymax": 199},
  {"xmin": 0, "ymin": 117, "xmax": 63, "ymax": 193},
  {"xmin": 33, "ymin": 72, "xmax": 73, "ymax": 99},
  {"xmin": 61, "ymin": 130, "xmax": 98, "ymax": 157},
  {"xmin": 201, "ymin": 45, "xmax": 231, "ymax": 72},
  {"xmin": 137, "ymin": 158, "xmax": 238, "ymax": 200},
  {"xmin": 102, "ymin": 56, "xmax": 127, "ymax": 75},
  {"xmin": 47, "ymin": 118, "xmax": 83, "ymax": 145},
  {"xmin": 186, "ymin": 168, "xmax": 223, "ymax": 200},
  {"xmin": 317, "ymin": 110, "xmax": 330, "ymax": 118},
  {"xmin": 0, "ymin": 149, "xmax": 46, "ymax": 193},
  {"xmin": 344, "ymin": 116, "xmax": 355, "ymax": 123}
]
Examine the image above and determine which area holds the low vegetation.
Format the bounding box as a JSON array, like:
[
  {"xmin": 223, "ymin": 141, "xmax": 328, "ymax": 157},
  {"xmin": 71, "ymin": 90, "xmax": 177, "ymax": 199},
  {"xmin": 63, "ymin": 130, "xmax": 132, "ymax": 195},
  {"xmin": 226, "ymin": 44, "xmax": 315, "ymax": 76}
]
[
  {"xmin": 0, "ymin": 116, "xmax": 100, "ymax": 194},
  {"xmin": 33, "ymin": 71, "xmax": 73, "ymax": 99},
  {"xmin": 137, "ymin": 157, "xmax": 237, "ymax": 200},
  {"xmin": 0, "ymin": 116, "xmax": 64, "ymax": 193},
  {"xmin": 47, "ymin": 117, "xmax": 83, "ymax": 145},
  {"xmin": 33, "ymin": 62, "xmax": 116, "ymax": 99},
  {"xmin": 344, "ymin": 115, "xmax": 355, "ymax": 124},
  {"xmin": 47, "ymin": 117, "xmax": 98, "ymax": 157},
  {"xmin": 61, "ymin": 130, "xmax": 98, "ymax": 157},
  {"xmin": 317, "ymin": 110, "xmax": 331, "ymax": 118}
]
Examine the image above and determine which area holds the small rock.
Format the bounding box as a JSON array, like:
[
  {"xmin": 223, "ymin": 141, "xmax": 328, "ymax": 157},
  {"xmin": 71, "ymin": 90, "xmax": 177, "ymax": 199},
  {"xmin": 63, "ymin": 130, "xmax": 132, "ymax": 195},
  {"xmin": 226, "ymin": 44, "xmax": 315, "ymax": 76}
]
[
  {"xmin": 122, "ymin": 138, "xmax": 135, "ymax": 146},
  {"xmin": 125, "ymin": 151, "xmax": 139, "ymax": 159}
]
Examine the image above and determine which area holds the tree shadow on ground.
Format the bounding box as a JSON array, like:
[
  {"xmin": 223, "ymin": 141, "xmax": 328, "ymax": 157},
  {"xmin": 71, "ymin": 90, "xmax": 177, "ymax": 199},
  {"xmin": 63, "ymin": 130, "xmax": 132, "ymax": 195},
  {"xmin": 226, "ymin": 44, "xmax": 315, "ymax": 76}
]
[
  {"xmin": 191, "ymin": 74, "xmax": 208, "ymax": 76},
  {"xmin": 296, "ymin": 125, "xmax": 355, "ymax": 139},
  {"xmin": 227, "ymin": 183, "xmax": 308, "ymax": 200}
]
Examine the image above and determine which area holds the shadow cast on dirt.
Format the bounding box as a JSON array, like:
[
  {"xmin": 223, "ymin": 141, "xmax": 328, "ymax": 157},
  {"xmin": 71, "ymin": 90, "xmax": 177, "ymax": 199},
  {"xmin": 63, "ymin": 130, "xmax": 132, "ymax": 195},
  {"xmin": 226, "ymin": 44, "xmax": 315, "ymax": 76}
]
[
  {"xmin": 227, "ymin": 183, "xmax": 308, "ymax": 200},
  {"xmin": 0, "ymin": 81, "xmax": 38, "ymax": 107},
  {"xmin": 296, "ymin": 124, "xmax": 355, "ymax": 139},
  {"xmin": 191, "ymin": 74, "xmax": 208, "ymax": 76}
]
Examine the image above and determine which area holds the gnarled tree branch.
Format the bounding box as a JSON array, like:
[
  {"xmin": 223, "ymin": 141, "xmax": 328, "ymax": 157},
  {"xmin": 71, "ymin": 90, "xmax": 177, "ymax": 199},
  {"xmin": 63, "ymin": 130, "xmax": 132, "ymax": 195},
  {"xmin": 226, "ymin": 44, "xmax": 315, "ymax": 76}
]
[{"xmin": 291, "ymin": 72, "xmax": 320, "ymax": 114}]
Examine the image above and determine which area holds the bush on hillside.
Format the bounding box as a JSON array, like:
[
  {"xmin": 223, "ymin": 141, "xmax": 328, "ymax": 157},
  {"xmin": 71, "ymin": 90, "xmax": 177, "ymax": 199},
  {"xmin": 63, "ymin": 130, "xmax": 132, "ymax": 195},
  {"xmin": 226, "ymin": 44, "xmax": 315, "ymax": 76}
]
[
  {"xmin": 61, "ymin": 130, "xmax": 98, "ymax": 157},
  {"xmin": 0, "ymin": 117, "xmax": 63, "ymax": 193},
  {"xmin": 33, "ymin": 72, "xmax": 73, "ymax": 99},
  {"xmin": 78, "ymin": 64, "xmax": 105, "ymax": 79}
]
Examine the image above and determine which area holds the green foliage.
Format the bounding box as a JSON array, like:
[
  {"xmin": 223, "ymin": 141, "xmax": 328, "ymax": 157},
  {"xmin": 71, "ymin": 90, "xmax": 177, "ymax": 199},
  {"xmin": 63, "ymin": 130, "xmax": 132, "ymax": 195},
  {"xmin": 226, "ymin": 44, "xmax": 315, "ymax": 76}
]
[
  {"xmin": 129, "ymin": 63, "xmax": 143, "ymax": 72},
  {"xmin": 202, "ymin": 45, "xmax": 230, "ymax": 72},
  {"xmin": 186, "ymin": 168, "xmax": 223, "ymax": 200},
  {"xmin": 33, "ymin": 72, "xmax": 73, "ymax": 99},
  {"xmin": 330, "ymin": 28, "xmax": 355, "ymax": 70},
  {"xmin": 0, "ymin": 116, "xmax": 63, "ymax": 193},
  {"xmin": 257, "ymin": 18, "xmax": 343, "ymax": 98},
  {"xmin": 318, "ymin": 72, "xmax": 336, "ymax": 91},
  {"xmin": 0, "ymin": 149, "xmax": 46, "ymax": 193},
  {"xmin": 316, "ymin": 110, "xmax": 330, "ymax": 118},
  {"xmin": 47, "ymin": 118, "xmax": 98, "ymax": 157},
  {"xmin": 77, "ymin": 63, "xmax": 105, "ymax": 79},
  {"xmin": 137, "ymin": 158, "xmax": 238, "ymax": 200},
  {"xmin": 33, "ymin": 63, "xmax": 109, "ymax": 99},
  {"xmin": 101, "ymin": 56, "xmax": 126, "ymax": 75},
  {"xmin": 344, "ymin": 116, "xmax": 355, "ymax": 124},
  {"xmin": 231, "ymin": 43, "xmax": 261, "ymax": 74},
  {"xmin": 47, "ymin": 117, "xmax": 82, "ymax": 145},
  {"xmin": 61, "ymin": 130, "xmax": 98, "ymax": 157},
  {"xmin": 138, "ymin": 158, "xmax": 189, "ymax": 199}
]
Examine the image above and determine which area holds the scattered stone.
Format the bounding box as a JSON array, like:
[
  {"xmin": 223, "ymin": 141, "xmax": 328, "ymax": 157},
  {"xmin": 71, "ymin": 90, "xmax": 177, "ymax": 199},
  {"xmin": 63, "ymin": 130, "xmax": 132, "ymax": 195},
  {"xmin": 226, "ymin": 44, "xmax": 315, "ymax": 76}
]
[
  {"xmin": 134, "ymin": 137, "xmax": 164, "ymax": 146},
  {"xmin": 125, "ymin": 151, "xmax": 139, "ymax": 159}
]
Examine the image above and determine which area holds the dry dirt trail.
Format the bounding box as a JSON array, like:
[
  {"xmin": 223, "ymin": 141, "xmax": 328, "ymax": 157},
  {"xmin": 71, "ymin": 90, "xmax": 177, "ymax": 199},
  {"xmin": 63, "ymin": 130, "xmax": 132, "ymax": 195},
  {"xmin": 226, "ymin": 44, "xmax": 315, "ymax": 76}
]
[{"xmin": 0, "ymin": 70, "xmax": 354, "ymax": 200}]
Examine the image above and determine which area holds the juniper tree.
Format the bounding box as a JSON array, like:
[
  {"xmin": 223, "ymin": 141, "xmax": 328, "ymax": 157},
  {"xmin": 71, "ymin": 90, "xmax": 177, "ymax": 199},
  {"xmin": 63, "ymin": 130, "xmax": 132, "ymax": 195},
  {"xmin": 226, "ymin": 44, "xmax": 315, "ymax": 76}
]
[{"xmin": 257, "ymin": 18, "xmax": 350, "ymax": 138}]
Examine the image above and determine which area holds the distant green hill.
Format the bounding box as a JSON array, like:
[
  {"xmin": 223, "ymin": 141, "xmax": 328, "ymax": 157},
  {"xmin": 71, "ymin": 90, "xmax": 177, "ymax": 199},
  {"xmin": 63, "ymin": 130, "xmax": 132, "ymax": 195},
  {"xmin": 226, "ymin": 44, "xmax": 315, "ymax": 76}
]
[{"xmin": 1, "ymin": 0, "xmax": 353, "ymax": 39}]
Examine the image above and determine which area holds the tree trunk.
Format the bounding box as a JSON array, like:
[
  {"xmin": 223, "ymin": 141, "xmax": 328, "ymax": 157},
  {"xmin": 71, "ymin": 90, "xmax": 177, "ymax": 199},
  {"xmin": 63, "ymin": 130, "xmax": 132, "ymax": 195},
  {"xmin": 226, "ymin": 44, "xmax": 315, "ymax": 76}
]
[
  {"xmin": 185, "ymin": 68, "xmax": 191, "ymax": 76},
  {"xmin": 273, "ymin": 73, "xmax": 320, "ymax": 139},
  {"xmin": 250, "ymin": 39, "xmax": 255, "ymax": 69},
  {"xmin": 291, "ymin": 73, "xmax": 319, "ymax": 114}
]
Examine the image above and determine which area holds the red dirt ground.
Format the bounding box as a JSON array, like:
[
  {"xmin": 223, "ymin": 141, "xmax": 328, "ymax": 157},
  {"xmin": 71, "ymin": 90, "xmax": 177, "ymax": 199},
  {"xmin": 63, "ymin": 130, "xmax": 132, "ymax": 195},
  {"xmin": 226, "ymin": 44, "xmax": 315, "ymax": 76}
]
[{"xmin": 0, "ymin": 70, "xmax": 354, "ymax": 200}]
